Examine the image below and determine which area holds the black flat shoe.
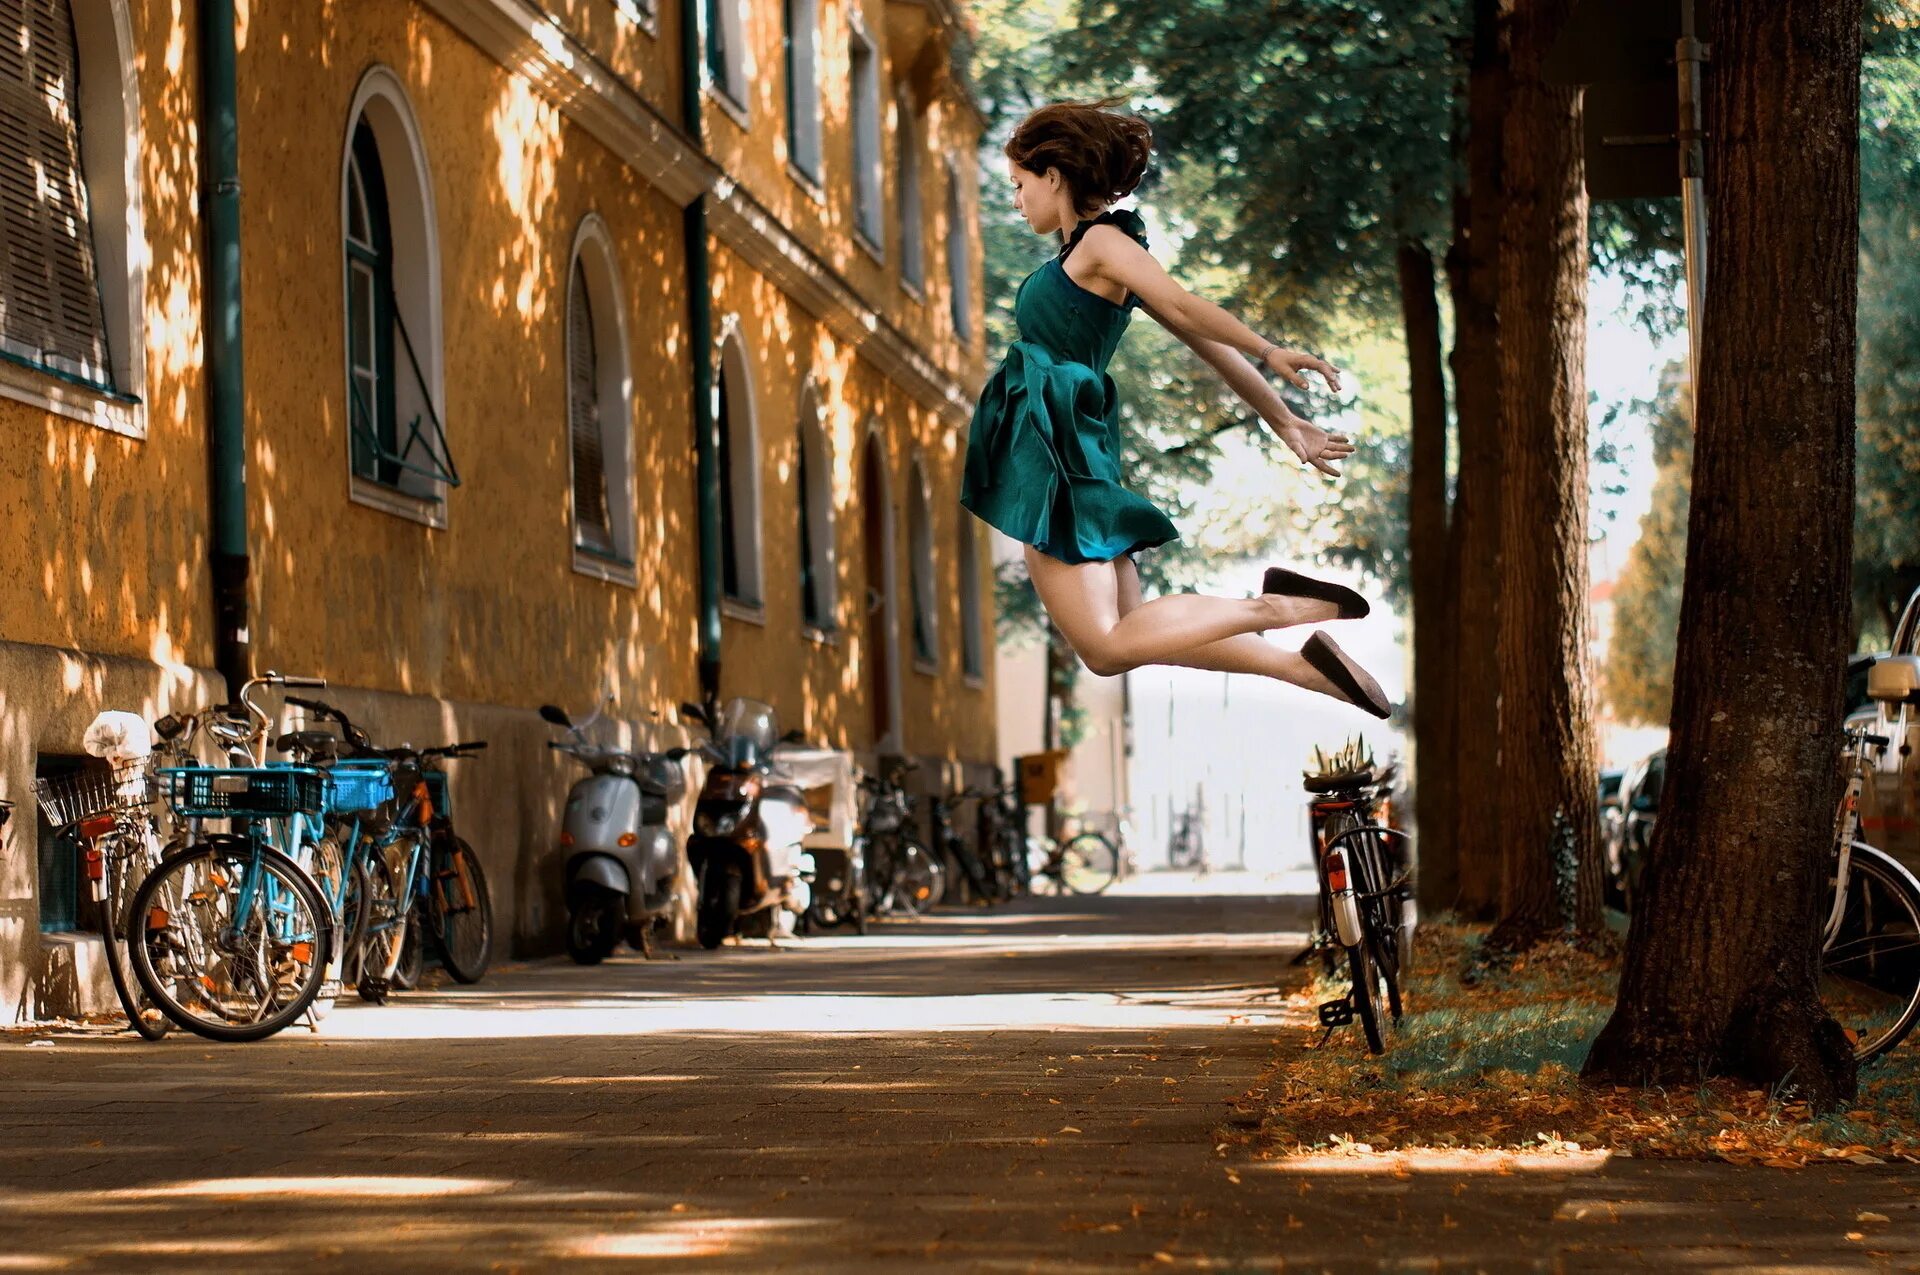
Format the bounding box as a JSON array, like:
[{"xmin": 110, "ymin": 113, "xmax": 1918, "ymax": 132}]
[
  {"xmin": 1262, "ymin": 567, "xmax": 1370, "ymax": 620},
  {"xmin": 1301, "ymin": 631, "xmax": 1392, "ymax": 719}
]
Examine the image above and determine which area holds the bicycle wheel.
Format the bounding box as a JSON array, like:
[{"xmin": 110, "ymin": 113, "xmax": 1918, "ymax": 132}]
[
  {"xmin": 99, "ymin": 838, "xmax": 169, "ymax": 1041},
  {"xmin": 1820, "ymin": 842, "xmax": 1920, "ymax": 1062},
  {"xmin": 304, "ymin": 833, "xmax": 349, "ymax": 1019},
  {"xmin": 425, "ymin": 834, "xmax": 493, "ymax": 983},
  {"xmin": 128, "ymin": 837, "xmax": 332, "ymax": 1043},
  {"xmin": 1348, "ymin": 937, "xmax": 1388, "ymax": 1055},
  {"xmin": 355, "ymin": 841, "xmax": 412, "ymax": 1003},
  {"xmin": 1060, "ymin": 831, "xmax": 1119, "ymax": 895},
  {"xmin": 392, "ymin": 903, "xmax": 427, "ymax": 990},
  {"xmin": 888, "ymin": 838, "xmax": 943, "ymax": 916},
  {"xmin": 1347, "ymin": 827, "xmax": 1406, "ymax": 1022}
]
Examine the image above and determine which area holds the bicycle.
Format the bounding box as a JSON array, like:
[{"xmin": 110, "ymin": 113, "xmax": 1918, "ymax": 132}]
[
  {"xmin": 1026, "ymin": 816, "xmax": 1121, "ymax": 896},
  {"xmin": 275, "ymin": 697, "xmax": 492, "ymax": 1000},
  {"xmin": 972, "ymin": 769, "xmax": 1033, "ymax": 899},
  {"xmin": 30, "ymin": 746, "xmax": 172, "ymax": 1040},
  {"xmin": 1819, "ymin": 723, "xmax": 1920, "ymax": 1062},
  {"xmin": 929, "ymin": 787, "xmax": 1006, "ymax": 905},
  {"xmin": 1300, "ymin": 758, "xmax": 1412, "ymax": 1055},
  {"xmin": 856, "ymin": 766, "xmax": 943, "ymax": 917},
  {"xmin": 129, "ymin": 672, "xmax": 337, "ymax": 1043}
]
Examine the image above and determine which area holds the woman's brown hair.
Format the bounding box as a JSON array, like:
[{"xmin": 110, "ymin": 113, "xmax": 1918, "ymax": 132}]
[{"xmin": 1004, "ymin": 95, "xmax": 1152, "ymax": 218}]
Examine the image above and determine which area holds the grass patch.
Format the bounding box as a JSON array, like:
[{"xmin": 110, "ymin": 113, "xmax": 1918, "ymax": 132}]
[{"xmin": 1237, "ymin": 922, "xmax": 1920, "ymax": 1168}]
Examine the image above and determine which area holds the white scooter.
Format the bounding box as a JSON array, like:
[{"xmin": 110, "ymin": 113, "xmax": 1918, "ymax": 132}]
[{"xmin": 540, "ymin": 697, "xmax": 686, "ymax": 963}]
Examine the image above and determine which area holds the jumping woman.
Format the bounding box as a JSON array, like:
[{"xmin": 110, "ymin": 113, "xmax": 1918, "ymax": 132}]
[{"xmin": 960, "ymin": 99, "xmax": 1392, "ymax": 719}]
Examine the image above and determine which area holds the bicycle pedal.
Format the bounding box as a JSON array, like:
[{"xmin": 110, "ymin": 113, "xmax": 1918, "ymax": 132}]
[{"xmin": 1317, "ymin": 998, "xmax": 1354, "ymax": 1028}]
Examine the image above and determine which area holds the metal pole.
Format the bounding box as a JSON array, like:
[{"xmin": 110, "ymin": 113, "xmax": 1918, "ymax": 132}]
[
  {"xmin": 201, "ymin": 0, "xmax": 249, "ymax": 703},
  {"xmin": 1677, "ymin": 0, "xmax": 1709, "ymax": 397}
]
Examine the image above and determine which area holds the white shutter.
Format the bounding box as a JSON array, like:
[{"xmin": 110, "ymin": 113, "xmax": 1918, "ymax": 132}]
[
  {"xmin": 0, "ymin": 0, "xmax": 112, "ymax": 389},
  {"xmin": 569, "ymin": 264, "xmax": 613, "ymax": 552}
]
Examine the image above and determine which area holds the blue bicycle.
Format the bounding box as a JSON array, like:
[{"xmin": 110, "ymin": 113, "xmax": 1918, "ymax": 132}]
[{"xmin": 128, "ymin": 673, "xmax": 337, "ymax": 1043}]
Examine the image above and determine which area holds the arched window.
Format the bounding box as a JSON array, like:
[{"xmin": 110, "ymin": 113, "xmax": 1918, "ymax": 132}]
[
  {"xmin": 908, "ymin": 456, "xmax": 937, "ymax": 667},
  {"xmin": 797, "ymin": 390, "xmax": 835, "ymax": 631},
  {"xmin": 945, "ymin": 155, "xmax": 970, "ymax": 341},
  {"xmin": 895, "ymin": 84, "xmax": 924, "ymax": 290},
  {"xmin": 958, "ymin": 520, "xmax": 984, "ymax": 680},
  {"xmin": 0, "ymin": 0, "xmax": 145, "ymax": 433},
  {"xmin": 782, "ymin": 0, "xmax": 821, "ymax": 182},
  {"xmin": 566, "ymin": 216, "xmax": 635, "ymax": 575},
  {"xmin": 848, "ymin": 17, "xmax": 882, "ymax": 251},
  {"xmin": 341, "ymin": 69, "xmax": 449, "ymax": 521},
  {"xmin": 717, "ymin": 329, "xmax": 763, "ymax": 609}
]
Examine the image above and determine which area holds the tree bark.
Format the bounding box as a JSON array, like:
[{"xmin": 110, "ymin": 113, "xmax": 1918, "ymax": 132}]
[
  {"xmin": 1447, "ymin": 0, "xmax": 1509, "ymax": 919},
  {"xmin": 1489, "ymin": 0, "xmax": 1602, "ymax": 945},
  {"xmin": 1584, "ymin": 0, "xmax": 1864, "ymax": 1108},
  {"xmin": 1401, "ymin": 240, "xmax": 1457, "ymax": 914}
]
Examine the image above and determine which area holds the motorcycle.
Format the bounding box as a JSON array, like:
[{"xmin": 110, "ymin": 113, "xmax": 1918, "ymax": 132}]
[
  {"xmin": 540, "ymin": 697, "xmax": 686, "ymax": 963},
  {"xmin": 670, "ymin": 697, "xmax": 814, "ymax": 949}
]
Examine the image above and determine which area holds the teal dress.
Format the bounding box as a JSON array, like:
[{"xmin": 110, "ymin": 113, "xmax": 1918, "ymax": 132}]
[{"xmin": 959, "ymin": 206, "xmax": 1180, "ymax": 565}]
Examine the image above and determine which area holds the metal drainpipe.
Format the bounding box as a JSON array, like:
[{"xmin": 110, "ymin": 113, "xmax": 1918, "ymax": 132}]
[
  {"xmin": 680, "ymin": 0, "xmax": 721, "ymax": 707},
  {"xmin": 201, "ymin": 0, "xmax": 250, "ymax": 702}
]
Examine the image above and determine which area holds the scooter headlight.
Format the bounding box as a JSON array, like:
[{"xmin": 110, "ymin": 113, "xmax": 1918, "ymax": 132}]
[{"xmin": 696, "ymin": 809, "xmax": 742, "ymax": 836}]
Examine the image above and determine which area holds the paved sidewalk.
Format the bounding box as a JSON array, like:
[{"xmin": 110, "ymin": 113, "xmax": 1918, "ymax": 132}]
[{"xmin": 1, "ymin": 882, "xmax": 1916, "ymax": 1271}]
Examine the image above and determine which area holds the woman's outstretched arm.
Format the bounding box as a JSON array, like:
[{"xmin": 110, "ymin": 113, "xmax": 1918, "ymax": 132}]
[{"xmin": 1141, "ymin": 298, "xmax": 1355, "ymax": 478}]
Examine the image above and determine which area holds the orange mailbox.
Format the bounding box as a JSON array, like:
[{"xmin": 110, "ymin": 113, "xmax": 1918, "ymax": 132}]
[{"xmin": 1016, "ymin": 749, "xmax": 1067, "ymax": 806}]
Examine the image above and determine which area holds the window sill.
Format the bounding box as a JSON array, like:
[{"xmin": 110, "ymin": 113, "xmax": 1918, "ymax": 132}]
[
  {"xmin": 963, "ymin": 671, "xmax": 986, "ymax": 690},
  {"xmin": 913, "ymin": 656, "xmax": 939, "ymax": 677},
  {"xmin": 854, "ymin": 227, "xmax": 885, "ymax": 266},
  {"xmin": 350, "ymin": 475, "xmax": 448, "ymax": 529},
  {"xmin": 573, "ymin": 545, "xmax": 638, "ymax": 588},
  {"xmin": 787, "ymin": 158, "xmax": 825, "ymax": 205},
  {"xmin": 899, "ymin": 276, "xmax": 925, "ymax": 305},
  {"xmin": 612, "ymin": 0, "xmax": 659, "ymax": 38},
  {"xmin": 0, "ymin": 358, "xmax": 144, "ymax": 438},
  {"xmin": 804, "ymin": 624, "xmax": 841, "ymax": 647},
  {"xmin": 722, "ymin": 596, "xmax": 767, "ymax": 625},
  {"xmin": 704, "ymin": 80, "xmax": 750, "ymax": 132}
]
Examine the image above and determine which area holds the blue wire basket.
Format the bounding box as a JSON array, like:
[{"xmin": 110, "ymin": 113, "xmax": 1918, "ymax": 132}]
[
  {"xmin": 159, "ymin": 766, "xmax": 329, "ymax": 819},
  {"xmin": 324, "ymin": 761, "xmax": 395, "ymax": 815}
]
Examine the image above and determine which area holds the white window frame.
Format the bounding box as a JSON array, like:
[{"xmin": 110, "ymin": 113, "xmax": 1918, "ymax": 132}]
[
  {"xmin": 0, "ymin": 0, "xmax": 146, "ymax": 437},
  {"xmin": 908, "ymin": 453, "xmax": 938, "ymax": 672},
  {"xmin": 567, "ymin": 214, "xmax": 638, "ymax": 587},
  {"xmin": 848, "ymin": 16, "xmax": 883, "ymax": 257},
  {"xmin": 340, "ymin": 66, "xmax": 448, "ymax": 529},
  {"xmin": 895, "ymin": 83, "xmax": 924, "ymax": 296},
  {"xmin": 717, "ymin": 322, "xmax": 765, "ymax": 617},
  {"xmin": 797, "ymin": 385, "xmax": 838, "ymax": 634},
  {"xmin": 702, "ymin": 0, "xmax": 750, "ymax": 130},
  {"xmin": 945, "ymin": 153, "xmax": 971, "ymax": 343},
  {"xmin": 784, "ymin": 0, "xmax": 822, "ymax": 189}
]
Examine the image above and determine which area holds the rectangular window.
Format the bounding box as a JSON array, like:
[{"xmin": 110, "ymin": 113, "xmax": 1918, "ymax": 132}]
[{"xmin": 850, "ymin": 29, "xmax": 882, "ymax": 247}]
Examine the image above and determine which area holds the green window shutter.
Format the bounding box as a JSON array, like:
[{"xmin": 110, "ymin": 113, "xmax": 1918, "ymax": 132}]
[
  {"xmin": 345, "ymin": 121, "xmax": 397, "ymax": 486},
  {"xmin": 0, "ymin": 0, "xmax": 114, "ymax": 391},
  {"xmin": 705, "ymin": 0, "xmax": 727, "ymax": 90},
  {"xmin": 782, "ymin": 0, "xmax": 796, "ymax": 151},
  {"xmin": 798, "ymin": 425, "xmax": 819, "ymax": 627},
  {"xmin": 568, "ymin": 262, "xmax": 613, "ymax": 554}
]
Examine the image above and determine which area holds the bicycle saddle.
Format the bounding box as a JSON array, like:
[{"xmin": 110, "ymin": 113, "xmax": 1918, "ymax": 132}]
[
  {"xmin": 276, "ymin": 730, "xmax": 341, "ymax": 760},
  {"xmin": 1303, "ymin": 768, "xmax": 1376, "ymax": 795}
]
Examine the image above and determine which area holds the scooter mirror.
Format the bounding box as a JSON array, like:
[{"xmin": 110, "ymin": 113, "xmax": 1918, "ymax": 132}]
[
  {"xmin": 665, "ymin": 746, "xmax": 691, "ymax": 762},
  {"xmin": 539, "ymin": 704, "xmax": 572, "ymax": 728},
  {"xmin": 679, "ymin": 701, "xmax": 708, "ymax": 725}
]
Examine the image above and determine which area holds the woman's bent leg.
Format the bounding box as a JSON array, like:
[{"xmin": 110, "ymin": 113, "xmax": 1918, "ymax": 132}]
[
  {"xmin": 1025, "ymin": 545, "xmax": 1334, "ymax": 677},
  {"xmin": 1109, "ymin": 555, "xmax": 1341, "ymax": 691}
]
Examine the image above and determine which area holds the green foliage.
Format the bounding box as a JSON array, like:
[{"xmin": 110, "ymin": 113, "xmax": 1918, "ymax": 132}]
[
  {"xmin": 1855, "ymin": 45, "xmax": 1920, "ymax": 646},
  {"xmin": 1603, "ymin": 361, "xmax": 1691, "ymax": 727}
]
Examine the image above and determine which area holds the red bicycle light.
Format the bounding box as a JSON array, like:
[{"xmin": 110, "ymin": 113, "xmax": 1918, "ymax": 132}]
[{"xmin": 1326, "ymin": 849, "xmax": 1350, "ymax": 893}]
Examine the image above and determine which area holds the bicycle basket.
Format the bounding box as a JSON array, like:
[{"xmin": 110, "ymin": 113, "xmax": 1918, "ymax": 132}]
[
  {"xmin": 323, "ymin": 761, "xmax": 395, "ymax": 815},
  {"xmin": 160, "ymin": 766, "xmax": 329, "ymax": 819},
  {"xmin": 31, "ymin": 760, "xmax": 151, "ymax": 828}
]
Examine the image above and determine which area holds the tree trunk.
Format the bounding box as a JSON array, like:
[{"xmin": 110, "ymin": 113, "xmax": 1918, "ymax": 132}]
[
  {"xmin": 1401, "ymin": 240, "xmax": 1457, "ymax": 913},
  {"xmin": 1447, "ymin": 0, "xmax": 1509, "ymax": 919},
  {"xmin": 1489, "ymin": 0, "xmax": 1602, "ymax": 945},
  {"xmin": 1584, "ymin": 0, "xmax": 1863, "ymax": 1108}
]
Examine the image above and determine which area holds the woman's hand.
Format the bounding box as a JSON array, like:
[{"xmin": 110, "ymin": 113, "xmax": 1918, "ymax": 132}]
[
  {"xmin": 1261, "ymin": 345, "xmax": 1343, "ymax": 394},
  {"xmin": 1267, "ymin": 412, "xmax": 1355, "ymax": 478}
]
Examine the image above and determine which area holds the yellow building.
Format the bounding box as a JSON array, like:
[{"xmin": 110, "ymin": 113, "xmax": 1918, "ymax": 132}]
[{"xmin": 0, "ymin": 0, "xmax": 997, "ymax": 1018}]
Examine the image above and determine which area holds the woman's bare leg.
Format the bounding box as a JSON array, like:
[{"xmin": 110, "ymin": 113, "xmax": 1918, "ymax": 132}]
[
  {"xmin": 1024, "ymin": 543, "xmax": 1339, "ymax": 678},
  {"xmin": 1111, "ymin": 554, "xmax": 1346, "ymax": 696}
]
